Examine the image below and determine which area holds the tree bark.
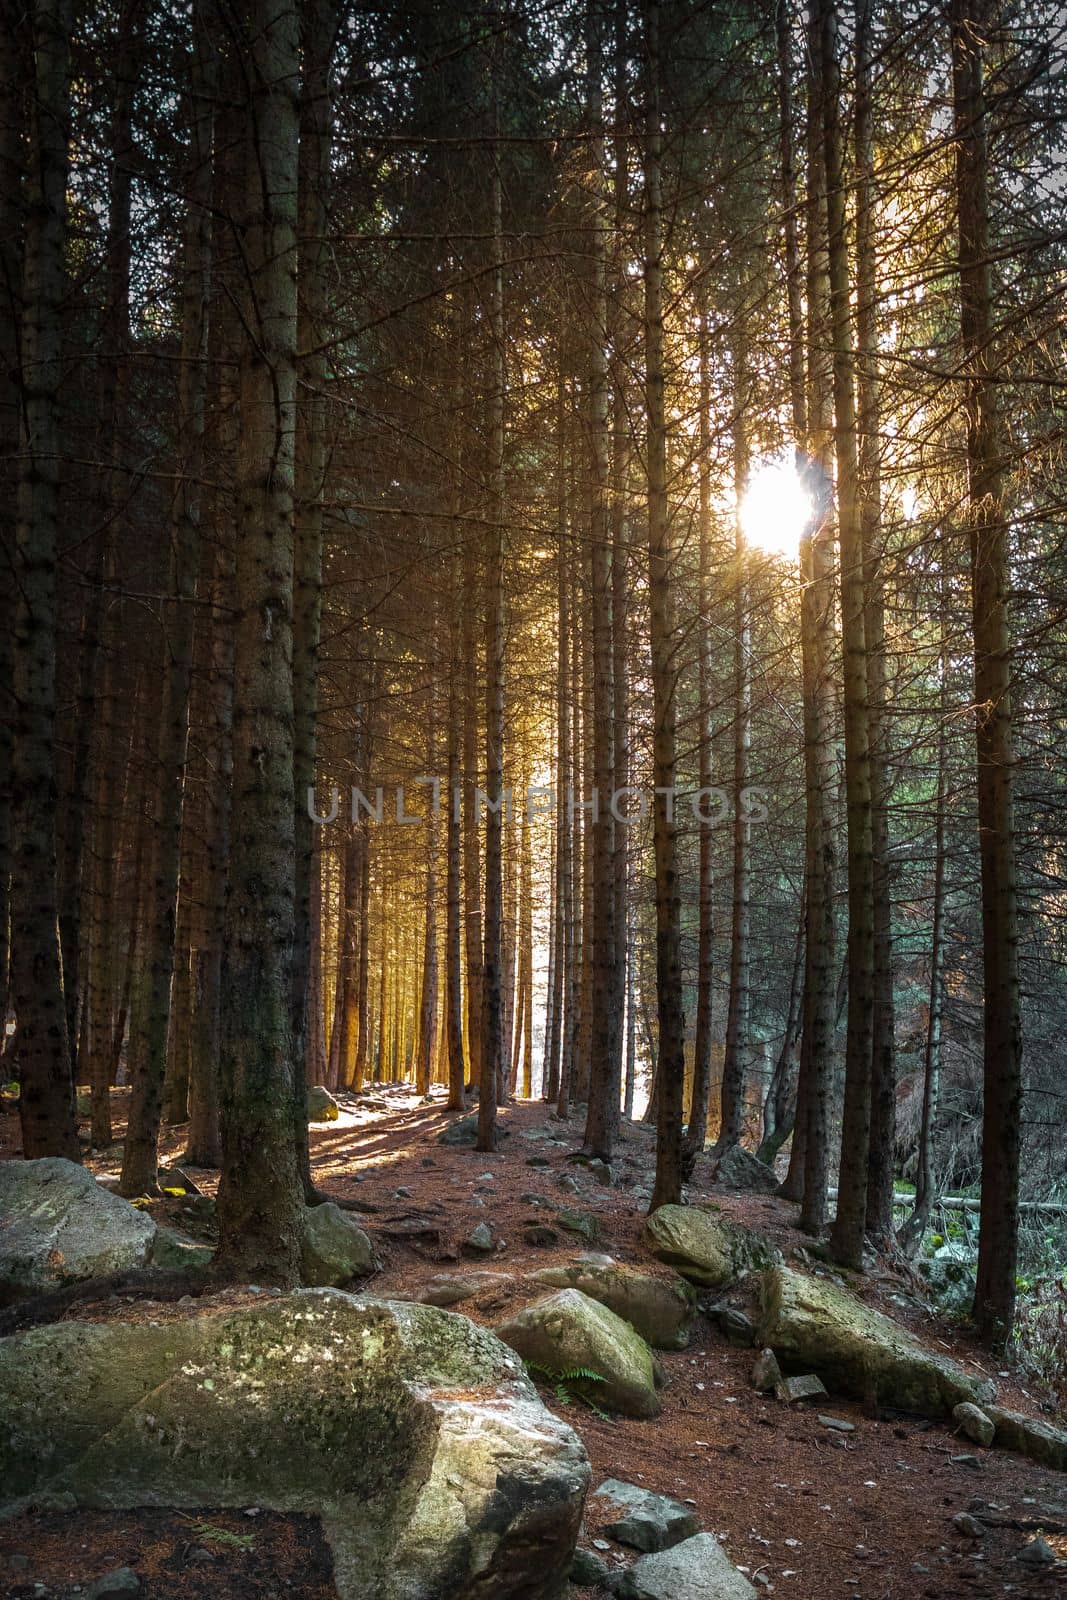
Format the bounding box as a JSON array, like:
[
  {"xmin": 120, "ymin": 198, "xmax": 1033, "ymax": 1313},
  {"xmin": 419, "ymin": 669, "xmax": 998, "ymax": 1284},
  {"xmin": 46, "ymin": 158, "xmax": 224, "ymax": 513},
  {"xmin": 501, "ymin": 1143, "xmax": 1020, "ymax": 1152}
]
[
  {"xmin": 11, "ymin": 0, "xmax": 79, "ymax": 1161},
  {"xmin": 215, "ymin": 0, "xmax": 305, "ymax": 1283},
  {"xmin": 644, "ymin": 0, "xmax": 686, "ymax": 1212},
  {"xmin": 951, "ymin": 0, "xmax": 1022, "ymax": 1346},
  {"xmin": 822, "ymin": 0, "xmax": 875, "ymax": 1271},
  {"xmin": 121, "ymin": 0, "xmax": 215, "ymax": 1194}
]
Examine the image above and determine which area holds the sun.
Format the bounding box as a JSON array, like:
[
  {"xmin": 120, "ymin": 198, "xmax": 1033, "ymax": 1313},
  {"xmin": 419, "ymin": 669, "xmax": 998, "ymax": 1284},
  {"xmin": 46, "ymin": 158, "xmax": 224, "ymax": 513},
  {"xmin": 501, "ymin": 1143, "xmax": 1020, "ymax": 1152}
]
[{"xmin": 739, "ymin": 456, "xmax": 813, "ymax": 560}]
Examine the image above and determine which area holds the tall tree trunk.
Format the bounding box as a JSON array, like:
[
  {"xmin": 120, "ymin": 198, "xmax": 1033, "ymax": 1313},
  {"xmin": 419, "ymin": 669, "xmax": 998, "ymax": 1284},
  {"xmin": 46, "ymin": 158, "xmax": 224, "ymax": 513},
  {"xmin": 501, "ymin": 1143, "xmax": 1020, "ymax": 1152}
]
[
  {"xmin": 445, "ymin": 580, "xmax": 466, "ymax": 1108},
  {"xmin": 644, "ymin": 0, "xmax": 686, "ymax": 1212},
  {"xmin": 477, "ymin": 78, "xmax": 505, "ymax": 1152},
  {"xmin": 11, "ymin": 0, "xmax": 79, "ymax": 1161},
  {"xmin": 719, "ymin": 355, "xmax": 751, "ymax": 1150},
  {"xmin": 121, "ymin": 2, "xmax": 215, "ymax": 1195},
  {"xmin": 951, "ymin": 0, "xmax": 1021, "ymax": 1346},
  {"xmin": 292, "ymin": 0, "xmax": 335, "ymax": 1197},
  {"xmin": 902, "ymin": 593, "xmax": 948, "ymax": 1256},
  {"xmin": 823, "ymin": 0, "xmax": 875, "ymax": 1271},
  {"xmin": 0, "ymin": 0, "xmax": 23, "ymax": 1057},
  {"xmin": 584, "ymin": 0, "xmax": 619, "ymax": 1159},
  {"xmin": 855, "ymin": 0, "xmax": 895, "ymax": 1246},
  {"xmin": 215, "ymin": 0, "xmax": 304, "ymax": 1283},
  {"xmin": 60, "ymin": 0, "xmax": 139, "ymax": 1075},
  {"xmin": 686, "ymin": 291, "xmax": 714, "ymax": 1157}
]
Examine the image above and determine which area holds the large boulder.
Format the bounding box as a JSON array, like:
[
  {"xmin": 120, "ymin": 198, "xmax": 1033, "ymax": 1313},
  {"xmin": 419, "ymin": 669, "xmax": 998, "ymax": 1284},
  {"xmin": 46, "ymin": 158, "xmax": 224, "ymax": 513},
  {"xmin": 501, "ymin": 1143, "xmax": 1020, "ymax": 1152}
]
[
  {"xmin": 0, "ymin": 1290, "xmax": 589, "ymax": 1599},
  {"xmin": 300, "ymin": 1203, "xmax": 375, "ymax": 1286},
  {"xmin": 644, "ymin": 1205, "xmax": 774, "ymax": 1288},
  {"xmin": 615, "ymin": 1533, "xmax": 757, "ymax": 1599},
  {"xmin": 984, "ymin": 1404, "xmax": 1067, "ymax": 1471},
  {"xmin": 495, "ymin": 1288, "xmax": 661, "ymax": 1418},
  {"xmin": 710, "ymin": 1145, "xmax": 779, "ymax": 1195},
  {"xmin": 919, "ymin": 1242, "xmax": 977, "ymax": 1316},
  {"xmin": 759, "ymin": 1266, "xmax": 996, "ymax": 1416},
  {"xmin": 306, "ymin": 1084, "xmax": 340, "ymax": 1122},
  {"xmin": 528, "ymin": 1257, "xmax": 696, "ymax": 1349},
  {"xmin": 0, "ymin": 1158, "xmax": 156, "ymax": 1299}
]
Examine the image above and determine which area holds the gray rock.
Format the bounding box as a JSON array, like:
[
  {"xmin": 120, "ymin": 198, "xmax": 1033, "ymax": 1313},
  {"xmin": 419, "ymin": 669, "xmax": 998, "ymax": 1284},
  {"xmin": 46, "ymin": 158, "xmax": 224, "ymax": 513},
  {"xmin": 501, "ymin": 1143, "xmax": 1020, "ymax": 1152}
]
[
  {"xmin": 750, "ymin": 1349, "xmax": 782, "ymax": 1392},
  {"xmin": 711, "ymin": 1145, "xmax": 779, "ymax": 1195},
  {"xmin": 952, "ymin": 1513, "xmax": 985, "ymax": 1539},
  {"xmin": 418, "ymin": 1271, "xmax": 509, "ymax": 1307},
  {"xmin": 817, "ymin": 1415, "xmax": 855, "ymax": 1433},
  {"xmin": 953, "ymin": 1401, "xmax": 995, "ymax": 1448},
  {"xmin": 759, "ymin": 1266, "xmax": 996, "ymax": 1416},
  {"xmin": 300, "ymin": 1203, "xmax": 375, "ymax": 1286},
  {"xmin": 556, "ymin": 1208, "xmax": 600, "ymax": 1243},
  {"xmin": 529, "ymin": 1260, "xmax": 696, "ymax": 1350},
  {"xmin": 496, "ymin": 1288, "xmax": 661, "ymax": 1418},
  {"xmin": 437, "ymin": 1114, "xmax": 479, "ymax": 1146},
  {"xmin": 307, "ymin": 1084, "xmax": 340, "ymax": 1122},
  {"xmin": 1018, "ymin": 1537, "xmax": 1056, "ymax": 1567},
  {"xmin": 525, "ymin": 1157, "xmax": 551, "ymax": 1169},
  {"xmin": 523, "ymin": 1225, "xmax": 560, "ymax": 1248},
  {"xmin": 0, "ymin": 1158, "xmax": 156, "ymax": 1297},
  {"xmin": 556, "ymin": 1173, "xmax": 582, "ymax": 1195},
  {"xmin": 775, "ymin": 1373, "xmax": 828, "ymax": 1403},
  {"xmin": 463, "ymin": 1222, "xmax": 494, "ymax": 1254},
  {"xmin": 984, "ymin": 1405, "xmax": 1067, "ymax": 1471},
  {"xmin": 148, "ymin": 1227, "xmax": 214, "ymax": 1272},
  {"xmin": 570, "ymin": 1547, "xmax": 612, "ymax": 1585},
  {"xmin": 587, "ymin": 1160, "xmax": 613, "ymax": 1187},
  {"xmin": 0, "ymin": 1290, "xmax": 589, "ymax": 1600},
  {"xmin": 644, "ymin": 1206, "xmax": 775, "ymax": 1288},
  {"xmin": 85, "ymin": 1568, "xmax": 140, "ymax": 1598},
  {"xmin": 714, "ymin": 1306, "xmax": 756, "ymax": 1347},
  {"xmin": 594, "ymin": 1478, "xmax": 699, "ymax": 1552},
  {"xmin": 615, "ymin": 1533, "xmax": 757, "ymax": 1599}
]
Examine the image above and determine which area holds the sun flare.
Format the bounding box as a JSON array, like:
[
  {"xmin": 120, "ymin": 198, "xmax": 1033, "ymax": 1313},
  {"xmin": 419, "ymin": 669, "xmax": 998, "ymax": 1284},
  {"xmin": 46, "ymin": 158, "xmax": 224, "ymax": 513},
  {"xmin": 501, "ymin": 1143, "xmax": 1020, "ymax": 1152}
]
[{"xmin": 739, "ymin": 456, "xmax": 813, "ymax": 560}]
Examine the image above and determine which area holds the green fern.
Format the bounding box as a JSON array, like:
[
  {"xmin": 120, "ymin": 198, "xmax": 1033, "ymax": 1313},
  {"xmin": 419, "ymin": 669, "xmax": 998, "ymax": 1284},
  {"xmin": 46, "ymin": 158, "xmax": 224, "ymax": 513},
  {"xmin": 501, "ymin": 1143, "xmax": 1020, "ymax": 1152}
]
[{"xmin": 523, "ymin": 1360, "xmax": 613, "ymax": 1420}]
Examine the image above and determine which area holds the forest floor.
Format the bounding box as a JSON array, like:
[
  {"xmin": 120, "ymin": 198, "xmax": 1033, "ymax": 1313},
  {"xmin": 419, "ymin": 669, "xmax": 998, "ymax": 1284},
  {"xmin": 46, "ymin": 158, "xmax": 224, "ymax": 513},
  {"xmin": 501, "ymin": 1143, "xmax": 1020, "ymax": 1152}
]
[{"xmin": 2, "ymin": 1089, "xmax": 1066, "ymax": 1600}]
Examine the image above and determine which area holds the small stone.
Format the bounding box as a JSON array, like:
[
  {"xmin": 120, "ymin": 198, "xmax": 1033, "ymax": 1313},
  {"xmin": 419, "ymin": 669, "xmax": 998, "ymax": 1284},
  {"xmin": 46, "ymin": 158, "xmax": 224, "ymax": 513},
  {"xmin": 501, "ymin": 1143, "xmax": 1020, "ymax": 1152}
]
[
  {"xmin": 775, "ymin": 1373, "xmax": 828, "ymax": 1403},
  {"xmin": 556, "ymin": 1207, "xmax": 600, "ymax": 1242},
  {"xmin": 523, "ymin": 1224, "xmax": 560, "ymax": 1247},
  {"xmin": 592, "ymin": 1539, "xmax": 612, "ymax": 1551},
  {"xmin": 953, "ymin": 1402, "xmax": 995, "ymax": 1448},
  {"xmin": 951, "ymin": 1454, "xmax": 982, "ymax": 1470},
  {"xmin": 713, "ymin": 1305, "xmax": 756, "ymax": 1347},
  {"xmin": 952, "ymin": 1513, "xmax": 985, "ymax": 1539},
  {"xmin": 556, "ymin": 1173, "xmax": 582, "ymax": 1195},
  {"xmin": 526, "ymin": 1156, "xmax": 551, "ymax": 1168},
  {"xmin": 1018, "ymin": 1537, "xmax": 1055, "ymax": 1568},
  {"xmin": 587, "ymin": 1159, "xmax": 613, "ymax": 1186},
  {"xmin": 570, "ymin": 1548, "xmax": 612, "ymax": 1586},
  {"xmin": 85, "ymin": 1569, "xmax": 140, "ymax": 1599},
  {"xmin": 817, "ymin": 1415, "xmax": 856, "ymax": 1433},
  {"xmin": 463, "ymin": 1222, "xmax": 494, "ymax": 1254},
  {"xmin": 751, "ymin": 1349, "xmax": 782, "ymax": 1393},
  {"xmin": 395, "ymin": 1186, "xmax": 413, "ymax": 1198}
]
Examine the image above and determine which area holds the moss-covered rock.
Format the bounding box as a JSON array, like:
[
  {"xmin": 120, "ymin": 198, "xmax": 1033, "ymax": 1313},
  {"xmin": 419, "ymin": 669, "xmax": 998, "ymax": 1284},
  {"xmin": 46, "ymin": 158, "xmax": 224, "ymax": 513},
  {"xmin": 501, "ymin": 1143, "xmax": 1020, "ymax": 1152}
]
[
  {"xmin": 306, "ymin": 1084, "xmax": 340, "ymax": 1122},
  {"xmin": 148, "ymin": 1226, "xmax": 214, "ymax": 1271},
  {"xmin": 643, "ymin": 1205, "xmax": 774, "ymax": 1288},
  {"xmin": 495, "ymin": 1288, "xmax": 661, "ymax": 1418},
  {"xmin": 0, "ymin": 1158, "xmax": 156, "ymax": 1299},
  {"xmin": 0, "ymin": 1290, "xmax": 589, "ymax": 1599},
  {"xmin": 528, "ymin": 1258, "xmax": 696, "ymax": 1350},
  {"xmin": 300, "ymin": 1203, "xmax": 375, "ymax": 1286},
  {"xmin": 985, "ymin": 1404, "xmax": 1067, "ymax": 1471},
  {"xmin": 759, "ymin": 1266, "xmax": 996, "ymax": 1415}
]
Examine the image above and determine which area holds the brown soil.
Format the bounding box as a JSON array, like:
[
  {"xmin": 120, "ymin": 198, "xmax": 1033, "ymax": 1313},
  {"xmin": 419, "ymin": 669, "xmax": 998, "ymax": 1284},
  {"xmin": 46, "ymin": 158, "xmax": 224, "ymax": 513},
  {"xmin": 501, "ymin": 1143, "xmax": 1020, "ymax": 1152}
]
[{"xmin": 2, "ymin": 1088, "xmax": 1065, "ymax": 1599}]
